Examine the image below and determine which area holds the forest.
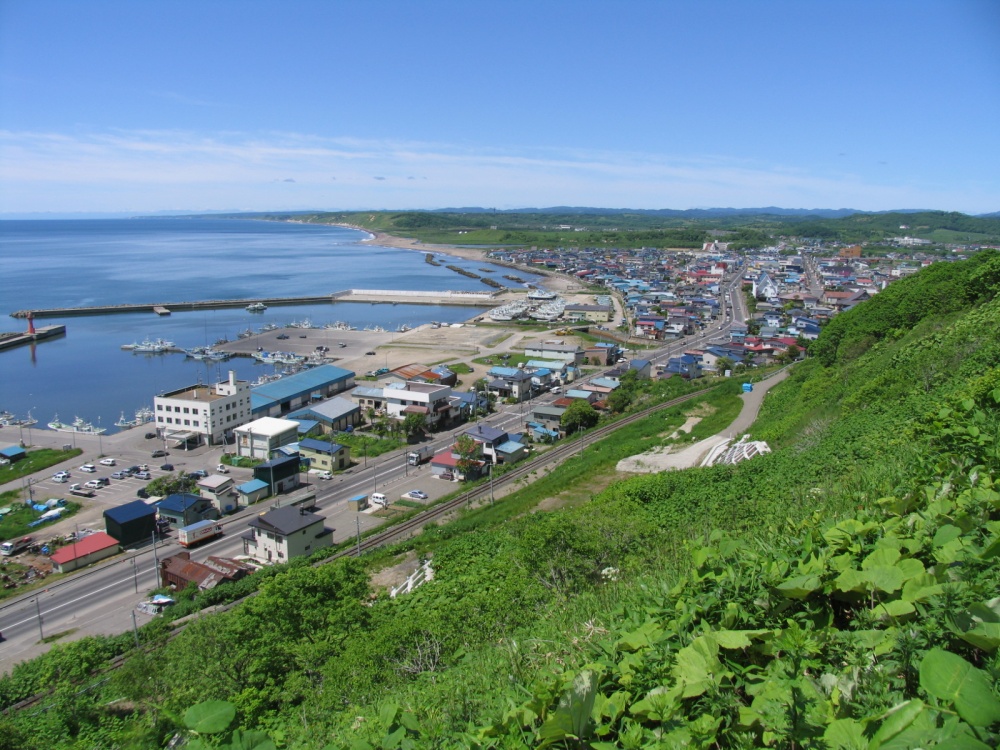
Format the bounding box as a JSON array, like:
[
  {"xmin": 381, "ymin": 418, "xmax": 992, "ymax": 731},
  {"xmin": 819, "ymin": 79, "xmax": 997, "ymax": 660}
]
[{"xmin": 2, "ymin": 252, "xmax": 1000, "ymax": 748}]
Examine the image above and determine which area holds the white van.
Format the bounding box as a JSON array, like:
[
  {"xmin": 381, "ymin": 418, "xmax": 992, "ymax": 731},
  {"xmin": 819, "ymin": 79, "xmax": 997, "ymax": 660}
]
[{"xmin": 371, "ymin": 493, "xmax": 388, "ymax": 507}]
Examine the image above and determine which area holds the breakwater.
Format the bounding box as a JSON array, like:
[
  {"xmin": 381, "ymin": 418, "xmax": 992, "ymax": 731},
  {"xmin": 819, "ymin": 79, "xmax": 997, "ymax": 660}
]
[{"xmin": 11, "ymin": 289, "xmax": 507, "ymax": 319}]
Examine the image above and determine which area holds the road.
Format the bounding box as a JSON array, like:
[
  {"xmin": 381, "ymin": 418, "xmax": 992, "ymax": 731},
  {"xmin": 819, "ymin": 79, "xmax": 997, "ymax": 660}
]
[{"xmin": 0, "ymin": 265, "xmax": 748, "ymax": 670}]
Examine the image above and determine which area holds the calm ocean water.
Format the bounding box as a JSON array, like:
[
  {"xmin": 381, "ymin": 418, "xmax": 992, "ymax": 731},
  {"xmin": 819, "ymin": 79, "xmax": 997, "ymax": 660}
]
[{"xmin": 0, "ymin": 219, "xmax": 537, "ymax": 433}]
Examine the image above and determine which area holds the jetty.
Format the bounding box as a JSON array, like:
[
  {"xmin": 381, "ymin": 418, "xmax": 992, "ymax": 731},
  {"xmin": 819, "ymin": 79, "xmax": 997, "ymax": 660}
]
[
  {"xmin": 10, "ymin": 289, "xmax": 508, "ymax": 319},
  {"xmin": 0, "ymin": 324, "xmax": 66, "ymax": 351}
]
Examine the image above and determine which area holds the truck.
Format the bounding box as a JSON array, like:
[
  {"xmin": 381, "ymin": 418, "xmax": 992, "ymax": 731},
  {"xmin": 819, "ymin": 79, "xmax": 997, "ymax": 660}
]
[
  {"xmin": 0, "ymin": 536, "xmax": 33, "ymax": 556},
  {"xmin": 407, "ymin": 445, "xmax": 435, "ymax": 466},
  {"xmin": 69, "ymin": 484, "xmax": 96, "ymax": 498},
  {"xmin": 177, "ymin": 520, "xmax": 224, "ymax": 548}
]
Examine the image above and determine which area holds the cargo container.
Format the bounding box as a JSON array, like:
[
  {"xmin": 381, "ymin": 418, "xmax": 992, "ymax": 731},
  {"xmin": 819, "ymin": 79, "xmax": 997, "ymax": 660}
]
[{"xmin": 177, "ymin": 520, "xmax": 224, "ymax": 548}]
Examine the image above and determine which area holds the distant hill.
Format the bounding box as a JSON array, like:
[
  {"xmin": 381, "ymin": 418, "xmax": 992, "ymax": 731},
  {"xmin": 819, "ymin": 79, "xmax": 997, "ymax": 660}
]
[{"xmin": 433, "ymin": 206, "xmax": 866, "ymax": 219}]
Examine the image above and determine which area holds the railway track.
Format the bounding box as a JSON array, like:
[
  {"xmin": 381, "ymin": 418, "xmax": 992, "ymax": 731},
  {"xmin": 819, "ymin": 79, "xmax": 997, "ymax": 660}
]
[{"xmin": 7, "ymin": 385, "xmax": 714, "ymax": 714}]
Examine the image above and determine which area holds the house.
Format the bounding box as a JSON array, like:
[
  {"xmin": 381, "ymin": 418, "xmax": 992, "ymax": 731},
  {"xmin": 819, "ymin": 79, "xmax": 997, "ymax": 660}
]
[
  {"xmin": 563, "ymin": 303, "xmax": 612, "ymax": 322},
  {"xmin": 297, "ymin": 437, "xmax": 351, "ymax": 473},
  {"xmin": 154, "ymin": 370, "xmax": 251, "ymax": 447},
  {"xmin": 242, "ymin": 506, "xmax": 333, "ymax": 564},
  {"xmin": 156, "ymin": 493, "xmax": 217, "ymax": 528},
  {"xmin": 350, "ymin": 385, "xmax": 386, "ymax": 413},
  {"xmin": 384, "ymin": 381, "xmax": 458, "ymax": 429},
  {"xmin": 629, "ymin": 359, "xmax": 652, "ymax": 380},
  {"xmin": 234, "ymin": 417, "xmax": 300, "ymax": 460},
  {"xmin": 464, "ymin": 424, "xmax": 510, "ymax": 464},
  {"xmin": 430, "ymin": 442, "xmax": 485, "ymax": 481},
  {"xmin": 495, "ymin": 440, "xmax": 528, "ymax": 465},
  {"xmin": 235, "ymin": 478, "xmax": 270, "ymax": 507},
  {"xmin": 253, "ymin": 454, "xmax": 301, "ymax": 495},
  {"xmin": 487, "ymin": 368, "xmax": 534, "ymax": 402},
  {"xmin": 49, "ymin": 532, "xmax": 120, "ymax": 574},
  {"xmin": 160, "ymin": 551, "xmax": 254, "ymax": 590},
  {"xmin": 523, "ymin": 343, "xmax": 585, "ymax": 364},
  {"xmin": 197, "ymin": 474, "xmax": 237, "ymax": 515},
  {"xmin": 531, "ymin": 404, "xmax": 567, "ymax": 431}
]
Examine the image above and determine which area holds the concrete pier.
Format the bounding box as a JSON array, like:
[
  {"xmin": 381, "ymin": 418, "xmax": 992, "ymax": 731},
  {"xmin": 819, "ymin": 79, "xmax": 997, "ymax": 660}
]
[{"xmin": 10, "ymin": 288, "xmax": 509, "ymax": 319}]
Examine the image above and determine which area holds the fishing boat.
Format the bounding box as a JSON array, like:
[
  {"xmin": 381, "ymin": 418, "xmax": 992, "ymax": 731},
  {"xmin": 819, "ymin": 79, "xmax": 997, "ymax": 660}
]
[
  {"xmin": 48, "ymin": 414, "xmax": 107, "ymax": 434},
  {"xmin": 115, "ymin": 411, "xmax": 137, "ymax": 428},
  {"xmin": 246, "ymin": 302, "xmax": 267, "ymax": 312}
]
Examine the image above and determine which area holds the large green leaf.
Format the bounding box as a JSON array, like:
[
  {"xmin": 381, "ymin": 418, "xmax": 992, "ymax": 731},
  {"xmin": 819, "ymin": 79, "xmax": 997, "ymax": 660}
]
[
  {"xmin": 862, "ymin": 547, "xmax": 901, "ymax": 570},
  {"xmin": 919, "ymin": 648, "xmax": 1000, "ymax": 727},
  {"xmin": 229, "ymin": 730, "xmax": 279, "ymax": 750},
  {"xmin": 835, "ymin": 568, "xmax": 868, "ymax": 594},
  {"xmin": 869, "ymin": 699, "xmax": 926, "ymax": 749},
  {"xmin": 776, "ymin": 574, "xmax": 822, "ymax": 599},
  {"xmin": 183, "ymin": 700, "xmax": 237, "ymax": 734},
  {"xmin": 901, "ymin": 573, "xmax": 945, "ymax": 602},
  {"xmin": 823, "ymin": 718, "xmax": 867, "ymax": 749},
  {"xmin": 865, "ymin": 565, "xmax": 905, "ymax": 593},
  {"xmin": 958, "ymin": 622, "xmax": 1000, "ymax": 652},
  {"xmin": 673, "ymin": 636, "xmax": 724, "ymax": 698}
]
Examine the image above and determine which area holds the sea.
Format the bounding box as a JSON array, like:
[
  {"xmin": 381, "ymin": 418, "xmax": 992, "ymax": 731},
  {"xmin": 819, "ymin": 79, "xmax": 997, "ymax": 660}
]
[{"xmin": 0, "ymin": 218, "xmax": 540, "ymax": 434}]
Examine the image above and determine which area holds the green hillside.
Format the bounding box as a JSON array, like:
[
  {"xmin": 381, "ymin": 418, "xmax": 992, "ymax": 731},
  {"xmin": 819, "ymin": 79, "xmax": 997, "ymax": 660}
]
[
  {"xmin": 234, "ymin": 209, "xmax": 1000, "ymax": 248},
  {"xmin": 3, "ymin": 253, "xmax": 1000, "ymax": 748}
]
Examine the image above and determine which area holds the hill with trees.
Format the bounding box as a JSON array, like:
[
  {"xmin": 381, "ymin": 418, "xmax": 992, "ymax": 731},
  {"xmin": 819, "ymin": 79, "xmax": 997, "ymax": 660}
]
[{"xmin": 2, "ymin": 253, "xmax": 1000, "ymax": 748}]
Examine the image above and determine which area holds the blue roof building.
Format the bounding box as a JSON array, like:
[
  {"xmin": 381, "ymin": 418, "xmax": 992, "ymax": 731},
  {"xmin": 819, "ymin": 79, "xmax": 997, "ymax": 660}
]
[{"xmin": 251, "ymin": 364, "xmax": 355, "ymax": 418}]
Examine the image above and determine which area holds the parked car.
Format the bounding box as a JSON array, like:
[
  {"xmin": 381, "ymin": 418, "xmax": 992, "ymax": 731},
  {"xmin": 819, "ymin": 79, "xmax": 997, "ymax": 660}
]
[
  {"xmin": 80, "ymin": 464, "xmax": 97, "ymax": 473},
  {"xmin": 317, "ymin": 470, "xmax": 333, "ymax": 480},
  {"xmin": 126, "ymin": 465, "xmax": 141, "ymax": 475},
  {"xmin": 135, "ymin": 471, "xmax": 152, "ymax": 480},
  {"xmin": 83, "ymin": 479, "xmax": 103, "ymax": 490},
  {"xmin": 137, "ymin": 487, "xmax": 150, "ymax": 499},
  {"xmin": 144, "ymin": 432, "xmax": 157, "ymax": 439},
  {"xmin": 99, "ymin": 458, "xmax": 116, "ymax": 466},
  {"xmin": 151, "ymin": 450, "xmax": 168, "ymax": 458},
  {"xmin": 53, "ymin": 471, "xmax": 70, "ymax": 482},
  {"xmin": 138, "ymin": 464, "xmax": 149, "ymax": 471},
  {"xmin": 365, "ymin": 350, "xmax": 376, "ymax": 355},
  {"xmin": 371, "ymin": 493, "xmax": 388, "ymax": 507},
  {"xmin": 160, "ymin": 463, "xmax": 174, "ymax": 471},
  {"xmin": 215, "ymin": 464, "xmax": 229, "ymax": 474},
  {"xmin": 276, "ymin": 333, "xmax": 289, "ymax": 340},
  {"xmin": 111, "ymin": 470, "xmax": 128, "ymax": 479},
  {"xmin": 406, "ymin": 490, "xmax": 428, "ymax": 500},
  {"xmin": 438, "ymin": 472, "xmax": 454, "ymax": 481}
]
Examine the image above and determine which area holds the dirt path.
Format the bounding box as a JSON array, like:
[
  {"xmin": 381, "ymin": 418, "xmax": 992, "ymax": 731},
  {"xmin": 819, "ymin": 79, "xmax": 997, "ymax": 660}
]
[{"xmin": 617, "ymin": 368, "xmax": 791, "ymax": 473}]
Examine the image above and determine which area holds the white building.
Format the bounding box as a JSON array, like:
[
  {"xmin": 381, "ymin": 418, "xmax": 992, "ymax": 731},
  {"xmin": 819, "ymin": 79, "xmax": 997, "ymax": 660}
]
[
  {"xmin": 154, "ymin": 370, "xmax": 251, "ymax": 447},
  {"xmin": 384, "ymin": 381, "xmax": 458, "ymax": 429},
  {"xmin": 242, "ymin": 506, "xmax": 333, "ymax": 564},
  {"xmin": 233, "ymin": 417, "xmax": 300, "ymax": 460}
]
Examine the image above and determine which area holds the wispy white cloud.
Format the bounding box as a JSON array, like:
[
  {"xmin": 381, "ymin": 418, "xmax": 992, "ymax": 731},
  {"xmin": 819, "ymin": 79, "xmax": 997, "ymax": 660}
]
[{"xmin": 0, "ymin": 128, "xmax": 994, "ymax": 213}]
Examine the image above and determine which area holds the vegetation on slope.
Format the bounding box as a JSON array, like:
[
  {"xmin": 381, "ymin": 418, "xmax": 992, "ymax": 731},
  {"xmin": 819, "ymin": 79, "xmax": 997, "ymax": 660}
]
[{"xmin": 3, "ymin": 254, "xmax": 1000, "ymax": 748}]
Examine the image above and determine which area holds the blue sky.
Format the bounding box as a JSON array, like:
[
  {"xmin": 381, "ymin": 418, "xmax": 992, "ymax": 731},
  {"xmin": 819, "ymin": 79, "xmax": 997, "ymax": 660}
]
[{"xmin": 1, "ymin": 0, "xmax": 998, "ymax": 216}]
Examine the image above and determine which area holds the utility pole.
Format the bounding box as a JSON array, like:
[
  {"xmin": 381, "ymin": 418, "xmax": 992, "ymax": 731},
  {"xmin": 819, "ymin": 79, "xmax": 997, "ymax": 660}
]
[
  {"xmin": 34, "ymin": 597, "xmax": 43, "ymax": 640},
  {"xmin": 132, "ymin": 556, "xmax": 139, "ymax": 593},
  {"xmin": 151, "ymin": 531, "xmax": 160, "ymax": 583},
  {"xmin": 355, "ymin": 517, "xmax": 362, "ymax": 555},
  {"xmin": 489, "ymin": 463, "xmax": 495, "ymax": 505}
]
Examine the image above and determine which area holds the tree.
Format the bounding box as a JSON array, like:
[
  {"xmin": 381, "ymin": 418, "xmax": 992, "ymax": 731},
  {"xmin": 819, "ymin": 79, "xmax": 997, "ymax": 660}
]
[
  {"xmin": 716, "ymin": 356, "xmax": 735, "ymax": 374},
  {"xmin": 147, "ymin": 472, "xmax": 197, "ymax": 497},
  {"xmin": 402, "ymin": 412, "xmax": 427, "ymax": 439},
  {"xmin": 453, "ymin": 434, "xmax": 480, "ymax": 480},
  {"xmin": 606, "ymin": 388, "xmax": 633, "ymax": 414},
  {"xmin": 561, "ymin": 399, "xmax": 599, "ymax": 435}
]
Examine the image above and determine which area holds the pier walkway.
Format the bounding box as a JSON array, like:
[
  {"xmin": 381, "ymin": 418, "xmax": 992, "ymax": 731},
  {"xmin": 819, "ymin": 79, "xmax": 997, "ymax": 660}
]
[{"xmin": 10, "ymin": 289, "xmax": 509, "ymax": 319}]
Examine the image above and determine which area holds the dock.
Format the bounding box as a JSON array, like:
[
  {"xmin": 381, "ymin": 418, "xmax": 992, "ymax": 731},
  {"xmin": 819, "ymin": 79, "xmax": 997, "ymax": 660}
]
[
  {"xmin": 10, "ymin": 289, "xmax": 508, "ymax": 319},
  {"xmin": 0, "ymin": 324, "xmax": 66, "ymax": 351}
]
